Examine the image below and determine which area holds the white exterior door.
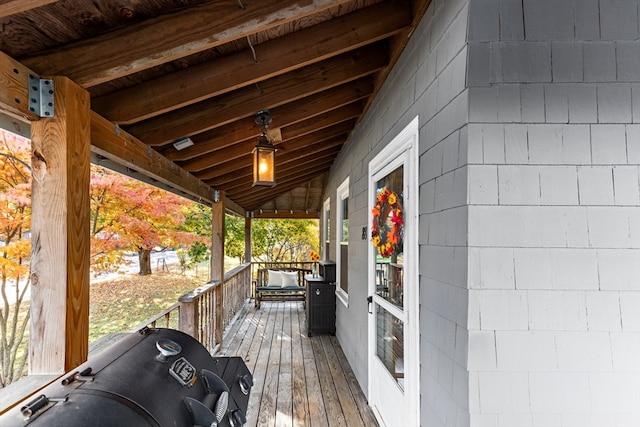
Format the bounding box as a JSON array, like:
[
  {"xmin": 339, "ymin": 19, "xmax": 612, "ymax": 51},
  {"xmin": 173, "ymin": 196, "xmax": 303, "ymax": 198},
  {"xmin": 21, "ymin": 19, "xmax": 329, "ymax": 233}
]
[{"xmin": 368, "ymin": 117, "xmax": 419, "ymax": 426}]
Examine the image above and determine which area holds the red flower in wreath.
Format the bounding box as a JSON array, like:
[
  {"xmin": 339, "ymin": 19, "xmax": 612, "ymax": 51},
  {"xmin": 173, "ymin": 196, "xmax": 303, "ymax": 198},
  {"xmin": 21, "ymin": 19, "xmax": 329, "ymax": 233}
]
[{"xmin": 371, "ymin": 187, "xmax": 403, "ymax": 258}]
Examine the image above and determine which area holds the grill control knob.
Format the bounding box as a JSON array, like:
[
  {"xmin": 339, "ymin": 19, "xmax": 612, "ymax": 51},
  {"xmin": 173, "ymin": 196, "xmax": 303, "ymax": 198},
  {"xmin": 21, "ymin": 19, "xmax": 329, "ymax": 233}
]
[
  {"xmin": 156, "ymin": 339, "xmax": 182, "ymax": 362},
  {"xmin": 239, "ymin": 374, "xmax": 253, "ymax": 395},
  {"xmin": 229, "ymin": 409, "xmax": 246, "ymax": 427}
]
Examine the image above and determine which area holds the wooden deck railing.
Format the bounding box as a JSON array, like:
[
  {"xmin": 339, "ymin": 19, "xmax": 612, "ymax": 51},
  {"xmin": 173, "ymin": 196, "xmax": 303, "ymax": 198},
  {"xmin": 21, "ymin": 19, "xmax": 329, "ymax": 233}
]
[
  {"xmin": 251, "ymin": 261, "xmax": 313, "ymax": 278},
  {"xmin": 133, "ymin": 303, "xmax": 181, "ymax": 331},
  {"xmin": 1, "ymin": 263, "xmax": 253, "ymax": 414},
  {"xmin": 132, "ymin": 262, "xmax": 252, "ymax": 353}
]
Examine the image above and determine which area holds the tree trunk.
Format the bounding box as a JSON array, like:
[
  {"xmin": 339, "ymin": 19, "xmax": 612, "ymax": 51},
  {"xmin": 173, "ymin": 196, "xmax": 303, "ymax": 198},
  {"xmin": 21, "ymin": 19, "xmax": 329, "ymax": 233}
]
[{"xmin": 138, "ymin": 249, "xmax": 152, "ymax": 275}]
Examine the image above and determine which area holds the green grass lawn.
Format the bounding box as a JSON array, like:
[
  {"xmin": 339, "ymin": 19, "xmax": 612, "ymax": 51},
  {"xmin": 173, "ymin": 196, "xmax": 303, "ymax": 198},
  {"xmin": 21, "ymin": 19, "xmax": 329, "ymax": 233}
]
[
  {"xmin": 89, "ymin": 271, "xmax": 202, "ymax": 342},
  {"xmin": 4, "ymin": 259, "xmax": 243, "ymax": 385}
]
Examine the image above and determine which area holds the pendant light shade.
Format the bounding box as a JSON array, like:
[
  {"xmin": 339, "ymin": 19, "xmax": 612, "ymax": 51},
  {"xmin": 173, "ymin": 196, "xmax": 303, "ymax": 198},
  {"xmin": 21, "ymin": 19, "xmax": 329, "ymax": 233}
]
[{"xmin": 253, "ymin": 110, "xmax": 276, "ymax": 187}]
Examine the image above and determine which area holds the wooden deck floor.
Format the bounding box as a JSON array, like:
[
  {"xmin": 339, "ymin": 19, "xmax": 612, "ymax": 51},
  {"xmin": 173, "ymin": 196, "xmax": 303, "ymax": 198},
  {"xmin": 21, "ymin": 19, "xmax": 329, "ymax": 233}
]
[{"xmin": 219, "ymin": 301, "xmax": 379, "ymax": 427}]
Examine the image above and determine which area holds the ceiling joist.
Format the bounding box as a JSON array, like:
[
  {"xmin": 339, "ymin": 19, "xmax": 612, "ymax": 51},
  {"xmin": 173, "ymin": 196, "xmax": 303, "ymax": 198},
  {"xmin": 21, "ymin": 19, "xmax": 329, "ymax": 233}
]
[
  {"xmin": 1, "ymin": 0, "xmax": 431, "ymax": 215},
  {"xmin": 21, "ymin": 0, "xmax": 352, "ymax": 87}
]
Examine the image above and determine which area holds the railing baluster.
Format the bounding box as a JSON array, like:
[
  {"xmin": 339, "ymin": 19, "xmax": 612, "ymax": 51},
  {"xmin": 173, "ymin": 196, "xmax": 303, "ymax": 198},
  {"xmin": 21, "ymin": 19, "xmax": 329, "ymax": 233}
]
[{"xmin": 132, "ymin": 263, "xmax": 253, "ymax": 352}]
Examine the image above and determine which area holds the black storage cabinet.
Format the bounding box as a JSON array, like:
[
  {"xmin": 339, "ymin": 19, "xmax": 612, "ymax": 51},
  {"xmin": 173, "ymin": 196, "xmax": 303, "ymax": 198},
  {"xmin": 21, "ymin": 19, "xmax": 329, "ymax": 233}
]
[{"xmin": 305, "ymin": 261, "xmax": 336, "ymax": 337}]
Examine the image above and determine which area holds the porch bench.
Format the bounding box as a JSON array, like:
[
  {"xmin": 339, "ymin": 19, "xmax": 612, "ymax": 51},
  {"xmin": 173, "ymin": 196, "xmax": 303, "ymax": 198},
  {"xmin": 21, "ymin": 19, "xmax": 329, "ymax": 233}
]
[{"xmin": 253, "ymin": 267, "xmax": 311, "ymax": 309}]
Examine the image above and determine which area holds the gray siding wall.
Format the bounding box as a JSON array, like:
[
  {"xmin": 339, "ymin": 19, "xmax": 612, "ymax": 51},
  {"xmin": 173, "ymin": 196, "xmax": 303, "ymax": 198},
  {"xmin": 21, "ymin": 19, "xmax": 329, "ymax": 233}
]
[
  {"xmin": 467, "ymin": 1, "xmax": 640, "ymax": 426},
  {"xmin": 324, "ymin": 0, "xmax": 639, "ymax": 426},
  {"xmin": 325, "ymin": 0, "xmax": 471, "ymax": 425}
]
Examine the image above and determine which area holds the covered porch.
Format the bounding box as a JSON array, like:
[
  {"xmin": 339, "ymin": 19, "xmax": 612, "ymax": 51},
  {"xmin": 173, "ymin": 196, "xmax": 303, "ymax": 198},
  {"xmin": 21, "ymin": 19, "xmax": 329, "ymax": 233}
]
[{"xmin": 0, "ymin": 0, "xmax": 428, "ymax": 389}]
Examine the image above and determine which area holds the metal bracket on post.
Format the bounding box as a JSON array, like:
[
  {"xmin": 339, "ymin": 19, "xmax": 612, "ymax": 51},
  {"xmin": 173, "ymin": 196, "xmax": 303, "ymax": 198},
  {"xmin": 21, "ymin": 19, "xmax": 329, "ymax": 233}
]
[{"xmin": 28, "ymin": 74, "xmax": 55, "ymax": 118}]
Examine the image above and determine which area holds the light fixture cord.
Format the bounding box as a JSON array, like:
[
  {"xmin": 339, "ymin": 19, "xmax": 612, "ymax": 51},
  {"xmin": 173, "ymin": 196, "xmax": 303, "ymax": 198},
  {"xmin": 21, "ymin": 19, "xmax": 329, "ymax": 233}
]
[
  {"xmin": 246, "ymin": 35, "xmax": 259, "ymax": 63},
  {"xmin": 236, "ymin": 0, "xmax": 245, "ymax": 9}
]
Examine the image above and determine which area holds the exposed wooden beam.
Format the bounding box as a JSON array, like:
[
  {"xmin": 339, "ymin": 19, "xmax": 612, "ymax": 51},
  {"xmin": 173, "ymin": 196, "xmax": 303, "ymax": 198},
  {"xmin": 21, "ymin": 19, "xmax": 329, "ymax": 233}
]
[
  {"xmin": 91, "ymin": 1, "xmax": 410, "ymax": 123},
  {"xmin": 279, "ymin": 103, "xmax": 362, "ymax": 141},
  {"xmin": 21, "ymin": 0, "xmax": 351, "ymax": 87},
  {"xmin": 251, "ymin": 210, "xmax": 320, "ymax": 219},
  {"xmin": 202, "ymin": 162, "xmax": 252, "ymax": 187},
  {"xmin": 194, "ymin": 126, "xmax": 349, "ymax": 181},
  {"xmin": 240, "ymin": 169, "xmax": 333, "ymax": 210},
  {"xmin": 0, "ymin": 0, "xmax": 57, "ymax": 19},
  {"xmin": 223, "ymin": 145, "xmax": 342, "ymax": 195},
  {"xmin": 90, "ymin": 112, "xmax": 222, "ymax": 208},
  {"xmin": 0, "ymin": 51, "xmax": 39, "ymax": 122},
  {"xmin": 164, "ymin": 80, "xmax": 371, "ymax": 160},
  {"xmin": 0, "ymin": 51, "xmax": 231, "ymax": 212},
  {"xmin": 125, "ymin": 43, "xmax": 388, "ymax": 145},
  {"xmin": 262, "ymin": 157, "xmax": 337, "ymax": 191},
  {"xmin": 179, "ymin": 111, "xmax": 357, "ymax": 173},
  {"xmin": 203, "ymin": 138, "xmax": 344, "ymax": 188},
  {"xmin": 183, "ymin": 140, "xmax": 255, "ymax": 174},
  {"xmin": 277, "ymin": 135, "xmax": 346, "ymax": 163}
]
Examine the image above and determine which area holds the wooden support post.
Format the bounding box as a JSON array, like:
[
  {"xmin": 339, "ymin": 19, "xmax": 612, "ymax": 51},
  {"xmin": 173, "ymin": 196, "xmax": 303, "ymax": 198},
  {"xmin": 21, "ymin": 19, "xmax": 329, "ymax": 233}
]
[
  {"xmin": 244, "ymin": 215, "xmax": 252, "ymax": 263},
  {"xmin": 178, "ymin": 299, "xmax": 198, "ymax": 340},
  {"xmin": 244, "ymin": 215, "xmax": 253, "ymax": 299},
  {"xmin": 210, "ymin": 191, "xmax": 225, "ymax": 282},
  {"xmin": 29, "ymin": 76, "xmax": 91, "ymax": 374},
  {"xmin": 210, "ymin": 192, "xmax": 225, "ymax": 345},
  {"xmin": 214, "ymin": 284, "xmax": 223, "ymax": 346}
]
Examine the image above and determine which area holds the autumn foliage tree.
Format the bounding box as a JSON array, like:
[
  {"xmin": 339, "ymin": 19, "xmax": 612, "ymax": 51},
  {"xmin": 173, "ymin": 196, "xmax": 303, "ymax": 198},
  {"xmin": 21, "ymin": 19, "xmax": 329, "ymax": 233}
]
[
  {"xmin": 0, "ymin": 130, "xmax": 31, "ymax": 386},
  {"xmin": 252, "ymin": 218, "xmax": 319, "ymax": 263},
  {"xmin": 0, "ymin": 128, "xmax": 210, "ymax": 386},
  {"xmin": 90, "ymin": 167, "xmax": 206, "ymax": 275}
]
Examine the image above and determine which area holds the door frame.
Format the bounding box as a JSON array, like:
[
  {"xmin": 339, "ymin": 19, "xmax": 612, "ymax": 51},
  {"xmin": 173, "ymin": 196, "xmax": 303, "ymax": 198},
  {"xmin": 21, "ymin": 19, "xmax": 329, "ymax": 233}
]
[{"xmin": 367, "ymin": 116, "xmax": 420, "ymax": 426}]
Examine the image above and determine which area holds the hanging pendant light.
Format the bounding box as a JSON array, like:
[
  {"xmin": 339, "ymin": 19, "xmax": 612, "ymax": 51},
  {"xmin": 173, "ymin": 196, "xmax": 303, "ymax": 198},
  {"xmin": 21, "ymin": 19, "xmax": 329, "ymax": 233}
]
[{"xmin": 253, "ymin": 110, "xmax": 276, "ymax": 187}]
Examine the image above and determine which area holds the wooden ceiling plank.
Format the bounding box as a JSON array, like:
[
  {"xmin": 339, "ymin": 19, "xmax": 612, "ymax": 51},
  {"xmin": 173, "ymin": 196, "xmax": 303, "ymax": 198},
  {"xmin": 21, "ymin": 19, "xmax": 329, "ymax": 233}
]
[
  {"xmin": 162, "ymin": 117, "xmax": 256, "ymax": 155},
  {"xmin": 165, "ymin": 79, "xmax": 371, "ymax": 160},
  {"xmin": 92, "ymin": 0, "xmax": 410, "ymax": 123},
  {"xmin": 235, "ymin": 175, "xmax": 331, "ymax": 207},
  {"xmin": 276, "ymin": 146, "xmax": 345, "ymax": 173},
  {"xmin": 236, "ymin": 168, "xmax": 332, "ymax": 208},
  {"xmin": 179, "ymin": 110, "xmax": 357, "ymax": 172},
  {"xmin": 279, "ymin": 102, "xmax": 362, "ymax": 141},
  {"xmin": 126, "ymin": 44, "xmax": 388, "ymax": 145},
  {"xmin": 0, "ymin": 0, "xmax": 58, "ymax": 19},
  {"xmin": 194, "ymin": 128, "xmax": 349, "ymax": 181},
  {"xmin": 218, "ymin": 145, "xmax": 342, "ymax": 192},
  {"xmin": 251, "ymin": 211, "xmax": 320, "ymax": 219},
  {"xmin": 182, "ymin": 140, "xmax": 256, "ymax": 173},
  {"xmin": 277, "ymin": 135, "xmax": 347, "ymax": 163},
  {"xmin": 205, "ymin": 164, "xmax": 253, "ymax": 187},
  {"xmin": 21, "ymin": 0, "xmax": 351, "ymax": 87},
  {"xmin": 203, "ymin": 144, "xmax": 341, "ymax": 190}
]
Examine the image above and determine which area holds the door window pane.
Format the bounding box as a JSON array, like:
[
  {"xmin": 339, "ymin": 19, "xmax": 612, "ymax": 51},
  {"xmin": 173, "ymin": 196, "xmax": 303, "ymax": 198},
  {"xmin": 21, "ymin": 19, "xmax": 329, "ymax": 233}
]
[
  {"xmin": 374, "ymin": 166, "xmax": 403, "ymax": 308},
  {"xmin": 375, "ymin": 305, "xmax": 404, "ymax": 390}
]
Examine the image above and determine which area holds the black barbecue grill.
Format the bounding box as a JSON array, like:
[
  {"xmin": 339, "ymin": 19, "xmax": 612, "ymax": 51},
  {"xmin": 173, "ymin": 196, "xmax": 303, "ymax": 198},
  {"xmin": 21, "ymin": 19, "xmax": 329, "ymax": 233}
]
[{"xmin": 0, "ymin": 328, "xmax": 253, "ymax": 427}]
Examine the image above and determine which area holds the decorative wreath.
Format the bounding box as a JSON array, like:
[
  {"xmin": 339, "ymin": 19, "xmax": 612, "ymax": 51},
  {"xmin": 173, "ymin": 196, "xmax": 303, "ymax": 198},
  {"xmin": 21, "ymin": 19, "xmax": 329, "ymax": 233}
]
[{"xmin": 371, "ymin": 187, "xmax": 403, "ymax": 258}]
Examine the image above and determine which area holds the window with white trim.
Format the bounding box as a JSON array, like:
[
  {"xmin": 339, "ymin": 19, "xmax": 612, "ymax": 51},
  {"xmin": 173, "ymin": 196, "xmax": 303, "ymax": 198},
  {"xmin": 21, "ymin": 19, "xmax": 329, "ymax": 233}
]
[
  {"xmin": 322, "ymin": 197, "xmax": 330, "ymax": 260},
  {"xmin": 336, "ymin": 177, "xmax": 349, "ymax": 305}
]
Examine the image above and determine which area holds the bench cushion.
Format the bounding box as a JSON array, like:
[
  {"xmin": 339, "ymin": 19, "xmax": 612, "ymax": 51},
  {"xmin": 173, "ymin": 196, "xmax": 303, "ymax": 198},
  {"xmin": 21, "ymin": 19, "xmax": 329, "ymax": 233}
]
[
  {"xmin": 280, "ymin": 271, "xmax": 299, "ymax": 287},
  {"xmin": 267, "ymin": 269, "xmax": 283, "ymax": 286}
]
